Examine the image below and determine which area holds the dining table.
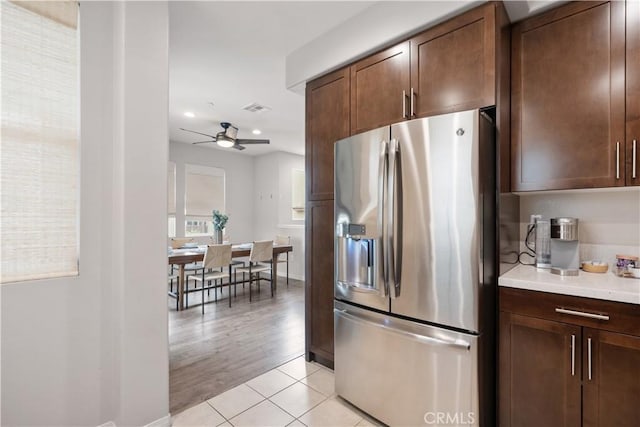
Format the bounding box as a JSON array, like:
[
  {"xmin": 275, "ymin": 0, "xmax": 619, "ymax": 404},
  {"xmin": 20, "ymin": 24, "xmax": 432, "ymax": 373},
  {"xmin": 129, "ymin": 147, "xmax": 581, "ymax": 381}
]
[{"xmin": 168, "ymin": 243, "xmax": 293, "ymax": 310}]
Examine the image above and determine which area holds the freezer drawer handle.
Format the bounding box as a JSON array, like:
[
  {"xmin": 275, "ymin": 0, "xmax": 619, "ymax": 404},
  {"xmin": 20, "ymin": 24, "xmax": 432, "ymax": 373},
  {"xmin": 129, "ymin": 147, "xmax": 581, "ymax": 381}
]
[
  {"xmin": 555, "ymin": 308, "xmax": 610, "ymax": 321},
  {"xmin": 337, "ymin": 281, "xmax": 379, "ymax": 294},
  {"xmin": 335, "ymin": 308, "xmax": 471, "ymax": 350}
]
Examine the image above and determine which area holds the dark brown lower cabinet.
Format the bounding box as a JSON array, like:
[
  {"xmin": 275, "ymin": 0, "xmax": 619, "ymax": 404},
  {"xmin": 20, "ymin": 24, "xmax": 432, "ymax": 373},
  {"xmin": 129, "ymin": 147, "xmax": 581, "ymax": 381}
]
[
  {"xmin": 583, "ymin": 329, "xmax": 640, "ymax": 427},
  {"xmin": 305, "ymin": 200, "xmax": 335, "ymax": 367},
  {"xmin": 499, "ymin": 312, "xmax": 581, "ymax": 426},
  {"xmin": 499, "ymin": 287, "xmax": 640, "ymax": 427}
]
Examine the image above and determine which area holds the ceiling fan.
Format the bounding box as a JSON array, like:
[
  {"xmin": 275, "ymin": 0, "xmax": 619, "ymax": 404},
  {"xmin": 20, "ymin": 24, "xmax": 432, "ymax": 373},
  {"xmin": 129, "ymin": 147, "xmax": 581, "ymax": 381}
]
[{"xmin": 180, "ymin": 122, "xmax": 270, "ymax": 151}]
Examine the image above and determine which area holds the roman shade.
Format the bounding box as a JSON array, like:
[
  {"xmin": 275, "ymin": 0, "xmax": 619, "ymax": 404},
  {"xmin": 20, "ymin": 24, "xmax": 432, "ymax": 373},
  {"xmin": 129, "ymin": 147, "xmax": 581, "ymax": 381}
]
[
  {"xmin": 1, "ymin": 1, "xmax": 79, "ymax": 283},
  {"xmin": 185, "ymin": 166, "xmax": 225, "ymax": 218}
]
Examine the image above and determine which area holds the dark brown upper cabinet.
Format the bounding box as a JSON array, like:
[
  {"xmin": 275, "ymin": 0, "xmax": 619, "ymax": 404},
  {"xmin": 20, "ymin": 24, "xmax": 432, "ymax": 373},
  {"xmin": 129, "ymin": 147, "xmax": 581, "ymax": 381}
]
[
  {"xmin": 350, "ymin": 2, "xmax": 503, "ymax": 135},
  {"xmin": 410, "ymin": 3, "xmax": 496, "ymax": 119},
  {"xmin": 627, "ymin": 0, "xmax": 640, "ymax": 186},
  {"xmin": 350, "ymin": 42, "xmax": 410, "ymax": 135},
  {"xmin": 511, "ymin": 1, "xmax": 626, "ymax": 191},
  {"xmin": 305, "ymin": 68, "xmax": 350, "ymax": 201}
]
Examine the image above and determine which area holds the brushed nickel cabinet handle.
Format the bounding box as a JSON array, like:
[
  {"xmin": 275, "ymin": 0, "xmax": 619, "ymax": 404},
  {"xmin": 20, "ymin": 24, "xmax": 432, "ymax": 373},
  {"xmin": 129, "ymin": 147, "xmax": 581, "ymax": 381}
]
[
  {"xmin": 616, "ymin": 141, "xmax": 620, "ymax": 179},
  {"xmin": 588, "ymin": 337, "xmax": 593, "ymax": 381},
  {"xmin": 571, "ymin": 334, "xmax": 576, "ymax": 376},
  {"xmin": 402, "ymin": 90, "xmax": 407, "ymax": 119},
  {"xmin": 555, "ymin": 307, "xmax": 610, "ymax": 321},
  {"xmin": 633, "ymin": 139, "xmax": 637, "ymax": 179},
  {"xmin": 410, "ymin": 87, "xmax": 415, "ymax": 117}
]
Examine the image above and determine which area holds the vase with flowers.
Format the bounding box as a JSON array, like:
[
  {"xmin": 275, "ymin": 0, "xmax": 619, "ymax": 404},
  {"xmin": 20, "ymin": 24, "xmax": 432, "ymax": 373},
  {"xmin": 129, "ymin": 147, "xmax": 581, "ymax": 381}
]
[{"xmin": 212, "ymin": 210, "xmax": 229, "ymax": 244}]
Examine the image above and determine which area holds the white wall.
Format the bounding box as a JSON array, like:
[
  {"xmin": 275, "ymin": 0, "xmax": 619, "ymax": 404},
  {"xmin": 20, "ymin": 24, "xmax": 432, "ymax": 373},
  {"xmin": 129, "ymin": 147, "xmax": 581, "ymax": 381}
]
[
  {"xmin": 253, "ymin": 152, "xmax": 305, "ymax": 280},
  {"xmin": 1, "ymin": 2, "xmax": 170, "ymax": 426},
  {"xmin": 169, "ymin": 142, "xmax": 255, "ymax": 244},
  {"xmin": 518, "ymin": 188, "xmax": 640, "ymax": 267}
]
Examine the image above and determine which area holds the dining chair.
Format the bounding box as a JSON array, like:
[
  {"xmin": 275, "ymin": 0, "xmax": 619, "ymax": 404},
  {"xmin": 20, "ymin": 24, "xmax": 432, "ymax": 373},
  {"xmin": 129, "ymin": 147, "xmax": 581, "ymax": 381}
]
[
  {"xmin": 234, "ymin": 240, "xmax": 273, "ymax": 302},
  {"xmin": 270, "ymin": 235, "xmax": 291, "ymax": 287},
  {"xmin": 183, "ymin": 262, "xmax": 205, "ymax": 308},
  {"xmin": 168, "ymin": 266, "xmax": 179, "ymax": 311},
  {"xmin": 189, "ymin": 244, "xmax": 233, "ymax": 313}
]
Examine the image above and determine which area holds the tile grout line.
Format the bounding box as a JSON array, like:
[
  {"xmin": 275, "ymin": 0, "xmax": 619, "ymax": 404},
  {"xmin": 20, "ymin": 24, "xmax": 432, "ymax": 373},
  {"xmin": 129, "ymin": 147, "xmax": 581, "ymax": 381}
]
[
  {"xmin": 197, "ymin": 357, "xmax": 329, "ymax": 427},
  {"xmin": 266, "ymin": 380, "xmax": 330, "ymax": 422}
]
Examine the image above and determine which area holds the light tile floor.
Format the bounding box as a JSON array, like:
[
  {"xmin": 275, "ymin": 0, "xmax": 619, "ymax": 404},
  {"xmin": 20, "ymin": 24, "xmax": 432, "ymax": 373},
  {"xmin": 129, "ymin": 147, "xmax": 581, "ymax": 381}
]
[{"xmin": 172, "ymin": 356, "xmax": 384, "ymax": 427}]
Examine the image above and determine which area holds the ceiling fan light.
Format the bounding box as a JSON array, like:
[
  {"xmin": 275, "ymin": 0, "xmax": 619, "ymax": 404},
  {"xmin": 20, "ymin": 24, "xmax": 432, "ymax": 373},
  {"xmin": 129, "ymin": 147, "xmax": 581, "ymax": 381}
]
[{"xmin": 216, "ymin": 134, "xmax": 235, "ymax": 148}]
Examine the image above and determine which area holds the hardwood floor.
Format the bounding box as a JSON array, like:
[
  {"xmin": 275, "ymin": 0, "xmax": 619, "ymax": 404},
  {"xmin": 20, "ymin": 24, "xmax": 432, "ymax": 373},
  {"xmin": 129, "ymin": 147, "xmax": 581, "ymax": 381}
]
[{"xmin": 168, "ymin": 275, "xmax": 305, "ymax": 415}]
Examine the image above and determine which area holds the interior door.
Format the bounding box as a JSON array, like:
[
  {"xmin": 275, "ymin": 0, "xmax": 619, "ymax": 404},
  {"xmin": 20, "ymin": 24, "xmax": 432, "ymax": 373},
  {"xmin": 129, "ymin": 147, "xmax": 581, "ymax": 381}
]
[{"xmin": 389, "ymin": 110, "xmax": 481, "ymax": 332}]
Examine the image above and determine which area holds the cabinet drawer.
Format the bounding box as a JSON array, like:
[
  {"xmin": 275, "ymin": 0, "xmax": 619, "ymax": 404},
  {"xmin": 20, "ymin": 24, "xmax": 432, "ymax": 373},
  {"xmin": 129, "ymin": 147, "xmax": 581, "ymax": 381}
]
[{"xmin": 500, "ymin": 287, "xmax": 640, "ymax": 336}]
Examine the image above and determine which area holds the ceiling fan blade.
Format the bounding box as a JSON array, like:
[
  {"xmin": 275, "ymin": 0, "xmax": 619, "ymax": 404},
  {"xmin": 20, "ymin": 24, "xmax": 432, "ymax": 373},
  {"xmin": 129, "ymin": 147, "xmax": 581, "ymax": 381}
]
[
  {"xmin": 235, "ymin": 138, "xmax": 270, "ymax": 145},
  {"xmin": 232, "ymin": 143, "xmax": 246, "ymax": 151},
  {"xmin": 191, "ymin": 140, "xmax": 215, "ymax": 145},
  {"xmin": 180, "ymin": 128, "xmax": 217, "ymax": 139}
]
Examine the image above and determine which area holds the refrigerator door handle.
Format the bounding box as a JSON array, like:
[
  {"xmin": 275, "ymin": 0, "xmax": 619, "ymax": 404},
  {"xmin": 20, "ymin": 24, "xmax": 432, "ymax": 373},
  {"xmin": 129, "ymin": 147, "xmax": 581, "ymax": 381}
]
[
  {"xmin": 387, "ymin": 138, "xmax": 397, "ymax": 298},
  {"xmin": 378, "ymin": 140, "xmax": 389, "ymax": 296},
  {"xmin": 334, "ymin": 308, "xmax": 471, "ymax": 351},
  {"xmin": 388, "ymin": 138, "xmax": 401, "ymax": 297}
]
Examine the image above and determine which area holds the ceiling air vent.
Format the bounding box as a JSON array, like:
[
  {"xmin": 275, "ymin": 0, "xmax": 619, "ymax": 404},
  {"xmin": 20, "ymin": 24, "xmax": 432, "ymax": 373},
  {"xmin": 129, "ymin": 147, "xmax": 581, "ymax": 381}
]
[{"xmin": 242, "ymin": 102, "xmax": 271, "ymax": 113}]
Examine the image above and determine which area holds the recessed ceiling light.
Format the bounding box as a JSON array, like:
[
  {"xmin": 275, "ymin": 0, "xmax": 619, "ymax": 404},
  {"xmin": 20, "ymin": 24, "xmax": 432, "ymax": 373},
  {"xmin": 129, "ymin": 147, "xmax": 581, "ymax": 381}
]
[
  {"xmin": 184, "ymin": 112, "xmax": 195, "ymax": 118},
  {"xmin": 252, "ymin": 129, "xmax": 262, "ymax": 135}
]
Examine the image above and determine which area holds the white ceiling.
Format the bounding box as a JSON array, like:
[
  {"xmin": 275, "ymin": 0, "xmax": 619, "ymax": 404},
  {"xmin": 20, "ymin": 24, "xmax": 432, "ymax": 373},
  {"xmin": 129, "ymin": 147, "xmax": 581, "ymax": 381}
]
[
  {"xmin": 169, "ymin": 1, "xmax": 564, "ymax": 157},
  {"xmin": 169, "ymin": 1, "xmax": 374, "ymax": 156}
]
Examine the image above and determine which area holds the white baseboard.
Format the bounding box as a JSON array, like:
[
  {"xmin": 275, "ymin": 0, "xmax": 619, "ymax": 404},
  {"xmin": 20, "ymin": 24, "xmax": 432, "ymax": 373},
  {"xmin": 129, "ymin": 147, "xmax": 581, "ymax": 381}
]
[
  {"xmin": 97, "ymin": 413, "xmax": 170, "ymax": 427},
  {"xmin": 276, "ymin": 271, "xmax": 304, "ymax": 281},
  {"xmin": 145, "ymin": 414, "xmax": 171, "ymax": 427}
]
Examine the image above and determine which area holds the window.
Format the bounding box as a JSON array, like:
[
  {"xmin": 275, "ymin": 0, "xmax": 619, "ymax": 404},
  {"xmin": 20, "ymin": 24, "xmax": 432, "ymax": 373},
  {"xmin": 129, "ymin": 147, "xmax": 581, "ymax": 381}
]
[
  {"xmin": 168, "ymin": 162, "xmax": 176, "ymax": 237},
  {"xmin": 184, "ymin": 165, "xmax": 225, "ymax": 236},
  {"xmin": 291, "ymin": 169, "xmax": 305, "ymax": 220},
  {"xmin": 1, "ymin": 1, "xmax": 79, "ymax": 283}
]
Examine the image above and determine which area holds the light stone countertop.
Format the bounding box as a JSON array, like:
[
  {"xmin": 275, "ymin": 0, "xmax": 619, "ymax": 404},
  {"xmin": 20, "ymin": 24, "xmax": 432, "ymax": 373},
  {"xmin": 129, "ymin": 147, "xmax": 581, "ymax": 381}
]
[{"xmin": 499, "ymin": 264, "xmax": 640, "ymax": 305}]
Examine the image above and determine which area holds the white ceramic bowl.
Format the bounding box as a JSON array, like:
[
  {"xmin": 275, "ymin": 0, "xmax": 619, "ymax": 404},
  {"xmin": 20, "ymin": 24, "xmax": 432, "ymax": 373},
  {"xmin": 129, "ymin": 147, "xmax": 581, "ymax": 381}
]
[{"xmin": 629, "ymin": 267, "xmax": 640, "ymax": 279}]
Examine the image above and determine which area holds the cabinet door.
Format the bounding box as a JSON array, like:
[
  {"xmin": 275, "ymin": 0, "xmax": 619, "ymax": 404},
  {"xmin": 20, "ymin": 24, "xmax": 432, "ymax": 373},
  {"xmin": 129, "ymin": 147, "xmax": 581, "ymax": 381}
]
[
  {"xmin": 583, "ymin": 329, "xmax": 640, "ymax": 427},
  {"xmin": 627, "ymin": 0, "xmax": 640, "ymax": 186},
  {"xmin": 305, "ymin": 200, "xmax": 335, "ymax": 364},
  {"xmin": 350, "ymin": 42, "xmax": 410, "ymax": 134},
  {"xmin": 511, "ymin": 1, "xmax": 626, "ymax": 191},
  {"xmin": 499, "ymin": 312, "xmax": 581, "ymax": 427},
  {"xmin": 306, "ymin": 68, "xmax": 350, "ymax": 201},
  {"xmin": 410, "ymin": 3, "xmax": 495, "ymax": 118}
]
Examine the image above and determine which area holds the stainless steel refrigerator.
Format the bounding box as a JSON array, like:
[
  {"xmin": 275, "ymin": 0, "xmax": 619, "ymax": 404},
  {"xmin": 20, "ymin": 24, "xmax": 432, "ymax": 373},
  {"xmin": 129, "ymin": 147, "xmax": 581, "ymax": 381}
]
[{"xmin": 334, "ymin": 109, "xmax": 497, "ymax": 427}]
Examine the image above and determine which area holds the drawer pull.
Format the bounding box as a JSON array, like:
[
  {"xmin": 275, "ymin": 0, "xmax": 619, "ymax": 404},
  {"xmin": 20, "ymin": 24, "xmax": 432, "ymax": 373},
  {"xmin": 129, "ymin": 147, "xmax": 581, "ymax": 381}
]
[{"xmin": 555, "ymin": 307, "xmax": 609, "ymax": 321}]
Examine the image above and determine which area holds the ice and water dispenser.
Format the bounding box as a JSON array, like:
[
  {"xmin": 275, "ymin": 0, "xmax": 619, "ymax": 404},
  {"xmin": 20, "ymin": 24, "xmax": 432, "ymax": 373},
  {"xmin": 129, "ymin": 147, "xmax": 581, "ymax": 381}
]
[{"xmin": 335, "ymin": 223, "xmax": 379, "ymax": 291}]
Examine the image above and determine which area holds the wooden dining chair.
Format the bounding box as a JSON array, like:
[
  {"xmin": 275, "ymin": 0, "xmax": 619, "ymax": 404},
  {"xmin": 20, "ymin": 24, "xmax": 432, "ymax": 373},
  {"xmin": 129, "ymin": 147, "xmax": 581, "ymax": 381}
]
[
  {"xmin": 189, "ymin": 244, "xmax": 233, "ymax": 313},
  {"xmin": 168, "ymin": 265, "xmax": 179, "ymax": 311},
  {"xmin": 271, "ymin": 235, "xmax": 291, "ymax": 287},
  {"xmin": 234, "ymin": 240, "xmax": 273, "ymax": 302}
]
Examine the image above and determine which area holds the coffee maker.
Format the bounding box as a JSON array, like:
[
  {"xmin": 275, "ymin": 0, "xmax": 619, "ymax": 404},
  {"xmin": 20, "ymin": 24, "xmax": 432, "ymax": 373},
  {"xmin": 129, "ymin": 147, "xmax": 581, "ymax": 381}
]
[{"xmin": 550, "ymin": 217, "xmax": 579, "ymax": 276}]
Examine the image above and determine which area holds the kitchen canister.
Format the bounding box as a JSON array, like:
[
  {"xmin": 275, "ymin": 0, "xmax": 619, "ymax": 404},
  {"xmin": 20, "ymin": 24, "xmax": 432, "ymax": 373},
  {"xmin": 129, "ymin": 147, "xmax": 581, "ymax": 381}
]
[{"xmin": 615, "ymin": 254, "xmax": 638, "ymax": 277}]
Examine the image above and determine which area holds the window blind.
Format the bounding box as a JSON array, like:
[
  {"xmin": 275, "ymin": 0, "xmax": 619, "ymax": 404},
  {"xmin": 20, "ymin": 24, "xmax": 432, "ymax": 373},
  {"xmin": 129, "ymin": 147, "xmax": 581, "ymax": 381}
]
[
  {"xmin": 1, "ymin": 1, "xmax": 79, "ymax": 283},
  {"xmin": 185, "ymin": 166, "xmax": 225, "ymax": 218}
]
